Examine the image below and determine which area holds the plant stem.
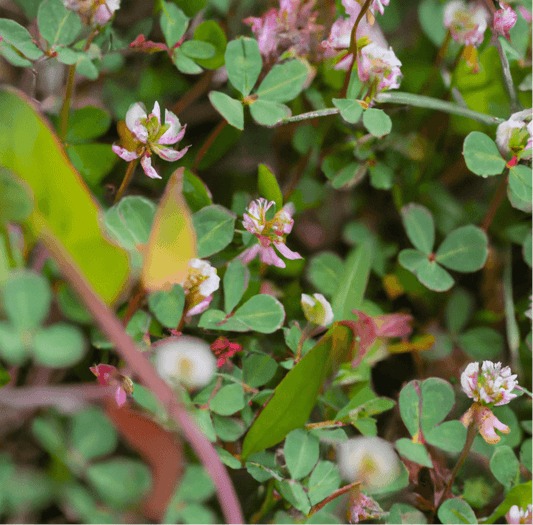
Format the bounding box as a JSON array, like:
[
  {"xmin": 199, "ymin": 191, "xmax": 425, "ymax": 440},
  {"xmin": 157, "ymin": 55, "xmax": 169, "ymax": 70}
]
[
  {"xmin": 495, "ymin": 37, "xmax": 520, "ymax": 112},
  {"xmin": 481, "ymin": 171, "xmax": 509, "ymax": 231},
  {"xmin": 275, "ymin": 92, "xmax": 504, "ymax": 126},
  {"xmin": 114, "ymin": 158, "xmax": 139, "ymax": 203},
  {"xmin": 193, "ymin": 119, "xmax": 227, "ymax": 171},
  {"xmin": 38, "ymin": 225, "xmax": 244, "ymax": 524},
  {"xmin": 439, "ymin": 421, "xmax": 478, "ymax": 505},
  {"xmin": 59, "ymin": 64, "xmax": 76, "ymax": 143},
  {"xmin": 250, "ymin": 479, "xmax": 277, "ymax": 524},
  {"xmin": 307, "ymin": 481, "xmax": 361, "ymax": 517}
]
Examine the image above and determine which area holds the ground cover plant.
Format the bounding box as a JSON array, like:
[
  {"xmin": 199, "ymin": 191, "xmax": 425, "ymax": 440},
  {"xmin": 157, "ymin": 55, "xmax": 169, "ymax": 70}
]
[{"xmin": 0, "ymin": 0, "xmax": 531, "ymax": 523}]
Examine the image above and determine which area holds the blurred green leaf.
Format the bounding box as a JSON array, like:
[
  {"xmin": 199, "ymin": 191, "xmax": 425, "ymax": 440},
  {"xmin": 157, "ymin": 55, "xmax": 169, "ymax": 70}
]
[
  {"xmin": 363, "ymin": 108, "xmax": 392, "ymax": 137},
  {"xmin": 66, "ymin": 144, "xmax": 118, "ymax": 185},
  {"xmin": 0, "ymin": 166, "xmax": 34, "ymax": 223},
  {"xmin": 209, "ymin": 384, "xmax": 245, "ymax": 415},
  {"xmin": 332, "ymin": 98, "xmax": 363, "ymax": 124},
  {"xmin": 37, "ymin": 0, "xmax": 81, "ymax": 46},
  {"xmin": 225, "ymin": 37, "xmax": 262, "ymax": 96},
  {"xmin": 183, "ymin": 169, "xmax": 212, "ymax": 212},
  {"xmin": 436, "ymin": 225, "xmax": 488, "ymax": 272},
  {"xmin": 66, "ymin": 106, "xmax": 111, "ymax": 144},
  {"xmin": 233, "ymin": 294, "xmax": 285, "ymax": 333},
  {"xmin": 438, "ymin": 498, "xmax": 477, "ymax": 524},
  {"xmin": 0, "ymin": 87, "xmax": 130, "ymax": 304},
  {"xmin": 401, "ymin": 203, "xmax": 435, "ymax": 255},
  {"xmin": 445, "ymin": 287, "xmax": 475, "ymax": 334},
  {"xmin": 223, "ymin": 260, "xmax": 248, "ymax": 313},
  {"xmin": 284, "ymin": 429, "xmax": 320, "ymax": 480},
  {"xmin": 483, "ymin": 481, "xmax": 532, "ymax": 523},
  {"xmin": 86, "ymin": 458, "xmax": 151, "ymax": 507},
  {"xmin": 212, "ymin": 415, "xmax": 245, "ymax": 441},
  {"xmin": 306, "ymin": 252, "xmax": 344, "ymax": 298},
  {"xmin": 457, "ymin": 327, "xmax": 504, "ymax": 360},
  {"xmin": 332, "ymin": 242, "xmax": 372, "ymax": 322},
  {"xmin": 0, "ymin": 18, "xmax": 43, "ymax": 59},
  {"xmin": 208, "ymin": 91, "xmax": 244, "ymax": 129},
  {"xmin": 33, "ymin": 323, "xmax": 86, "ymax": 367},
  {"xmin": 509, "ymin": 164, "xmax": 532, "ymax": 203},
  {"xmin": 490, "ymin": 445, "xmax": 519, "ymax": 489},
  {"xmin": 257, "ymin": 164, "xmax": 283, "ymax": 209},
  {"xmin": 70, "ymin": 407, "xmax": 118, "ymax": 461},
  {"xmin": 250, "ymin": 99, "xmax": 291, "ymax": 127},
  {"xmin": 369, "ymin": 162, "xmax": 394, "ymax": 190},
  {"xmin": 193, "ymin": 204, "xmax": 236, "ymax": 257},
  {"xmin": 388, "ymin": 503, "xmax": 428, "ymax": 524},
  {"xmin": 160, "ymin": 1, "xmax": 189, "ymax": 47},
  {"xmin": 180, "ymin": 40, "xmax": 215, "ymax": 59},
  {"xmin": 193, "ymin": 20, "xmax": 227, "ymax": 69},
  {"xmin": 255, "ymin": 60, "xmax": 308, "ymax": 103},
  {"xmin": 32, "ymin": 417, "xmax": 67, "ymax": 456},
  {"xmin": 148, "ymin": 284, "xmax": 185, "ymax": 328},
  {"xmin": 463, "ymin": 132, "xmax": 506, "ymax": 177},
  {"xmin": 418, "ymin": 0, "xmax": 446, "ymax": 46},
  {"xmin": 396, "ymin": 438, "xmax": 433, "ymax": 468}
]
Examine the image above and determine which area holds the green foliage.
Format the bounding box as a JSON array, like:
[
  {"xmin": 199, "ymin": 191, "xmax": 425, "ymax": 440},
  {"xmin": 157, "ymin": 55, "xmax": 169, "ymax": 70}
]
[
  {"xmin": 437, "ymin": 498, "xmax": 477, "ymax": 524},
  {"xmin": 257, "ymin": 164, "xmax": 283, "ymax": 209},
  {"xmin": 160, "ymin": 1, "xmax": 189, "ymax": 47},
  {"xmin": 490, "ymin": 445, "xmax": 520, "ymax": 490},
  {"xmin": 37, "ymin": 0, "xmax": 81, "ymax": 47},
  {"xmin": 209, "ymin": 91, "xmax": 244, "ymax": 130},
  {"xmin": 363, "ymin": 108, "xmax": 393, "ymax": 138},
  {"xmin": 332, "ymin": 98, "xmax": 363, "ymax": 124},
  {"xmin": 193, "ymin": 205, "xmax": 236, "ymax": 257},
  {"xmin": 225, "ymin": 37, "xmax": 262, "ymax": 97},
  {"xmin": 148, "ymin": 284, "xmax": 185, "ymax": 328},
  {"xmin": 463, "ymin": 132, "xmax": 506, "ymax": 177}
]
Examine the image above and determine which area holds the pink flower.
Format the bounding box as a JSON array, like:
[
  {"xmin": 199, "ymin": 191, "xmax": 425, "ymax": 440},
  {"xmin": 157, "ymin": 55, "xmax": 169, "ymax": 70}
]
[
  {"xmin": 348, "ymin": 491, "xmax": 386, "ymax": 523},
  {"xmin": 181, "ymin": 259, "xmax": 220, "ymax": 318},
  {"xmin": 239, "ymin": 199, "xmax": 302, "ymax": 268},
  {"xmin": 349, "ymin": 310, "xmax": 413, "ymax": 365},
  {"xmin": 358, "ymin": 42, "xmax": 402, "ymax": 92},
  {"xmin": 369, "ymin": 0, "xmax": 389, "ymax": 16},
  {"xmin": 443, "ymin": 0, "xmax": 490, "ymax": 47},
  {"xmin": 321, "ymin": 0, "xmax": 388, "ymax": 71},
  {"xmin": 90, "ymin": 364, "xmax": 132, "ymax": 407},
  {"xmin": 494, "ymin": 2, "xmax": 517, "ymax": 40},
  {"xmin": 506, "ymin": 505, "xmax": 533, "ymax": 524},
  {"xmin": 112, "ymin": 101, "xmax": 189, "ymax": 179},
  {"xmin": 244, "ymin": 0, "xmax": 323, "ymax": 61},
  {"xmin": 461, "ymin": 361, "xmax": 518, "ymax": 406},
  {"xmin": 210, "ymin": 337, "xmax": 243, "ymax": 367},
  {"xmin": 63, "ymin": 0, "xmax": 120, "ymax": 26},
  {"xmin": 461, "ymin": 403, "xmax": 510, "ymax": 444}
]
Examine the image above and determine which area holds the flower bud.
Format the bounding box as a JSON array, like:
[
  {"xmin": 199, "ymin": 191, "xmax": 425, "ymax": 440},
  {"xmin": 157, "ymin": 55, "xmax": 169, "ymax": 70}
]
[
  {"xmin": 154, "ymin": 336, "xmax": 216, "ymax": 388},
  {"xmin": 301, "ymin": 293, "xmax": 334, "ymax": 326}
]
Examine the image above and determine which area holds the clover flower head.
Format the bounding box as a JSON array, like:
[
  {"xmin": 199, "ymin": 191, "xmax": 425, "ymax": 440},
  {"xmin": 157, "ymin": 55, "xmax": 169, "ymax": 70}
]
[
  {"xmin": 301, "ymin": 293, "xmax": 334, "ymax": 326},
  {"xmin": 337, "ymin": 437, "xmax": 401, "ymax": 491},
  {"xmin": 494, "ymin": 2, "xmax": 518, "ymax": 40},
  {"xmin": 358, "ymin": 43, "xmax": 403, "ymax": 93},
  {"xmin": 506, "ymin": 505, "xmax": 533, "ymax": 524},
  {"xmin": 239, "ymin": 199, "xmax": 302, "ymax": 268},
  {"xmin": 154, "ymin": 336, "xmax": 216, "ymax": 388},
  {"xmin": 182, "ymin": 259, "xmax": 220, "ymax": 317},
  {"xmin": 369, "ymin": 0, "xmax": 390, "ymax": 16},
  {"xmin": 112, "ymin": 101, "xmax": 189, "ymax": 179},
  {"xmin": 244, "ymin": 0, "xmax": 323, "ymax": 61},
  {"xmin": 321, "ymin": 0, "xmax": 388, "ymax": 71},
  {"xmin": 210, "ymin": 337, "xmax": 243, "ymax": 367},
  {"xmin": 90, "ymin": 363, "xmax": 133, "ymax": 407},
  {"xmin": 496, "ymin": 109, "xmax": 533, "ymax": 159},
  {"xmin": 443, "ymin": 0, "xmax": 490, "ymax": 48},
  {"xmin": 63, "ymin": 0, "xmax": 120, "ymax": 26},
  {"xmin": 461, "ymin": 361, "xmax": 518, "ymax": 406}
]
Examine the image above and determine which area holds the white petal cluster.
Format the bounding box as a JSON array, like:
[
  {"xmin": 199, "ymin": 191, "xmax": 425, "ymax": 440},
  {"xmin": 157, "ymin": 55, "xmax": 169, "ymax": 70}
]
[
  {"xmin": 337, "ymin": 437, "xmax": 401, "ymax": 491},
  {"xmin": 154, "ymin": 336, "xmax": 216, "ymax": 388},
  {"xmin": 301, "ymin": 293, "xmax": 334, "ymax": 326},
  {"xmin": 187, "ymin": 258, "xmax": 220, "ymax": 297},
  {"xmin": 495, "ymin": 109, "xmax": 533, "ymax": 158},
  {"xmin": 461, "ymin": 361, "xmax": 518, "ymax": 406}
]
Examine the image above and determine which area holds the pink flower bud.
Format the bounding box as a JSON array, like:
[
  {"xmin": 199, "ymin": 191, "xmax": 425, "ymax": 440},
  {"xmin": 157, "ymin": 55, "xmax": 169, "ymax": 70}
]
[{"xmin": 493, "ymin": 2, "xmax": 518, "ymax": 40}]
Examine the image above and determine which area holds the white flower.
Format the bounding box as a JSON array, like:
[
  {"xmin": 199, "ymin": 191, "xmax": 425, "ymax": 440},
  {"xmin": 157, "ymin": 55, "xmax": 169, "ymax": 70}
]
[
  {"xmin": 495, "ymin": 109, "xmax": 533, "ymax": 158},
  {"xmin": 337, "ymin": 437, "xmax": 401, "ymax": 491},
  {"xmin": 154, "ymin": 336, "xmax": 216, "ymax": 388},
  {"xmin": 187, "ymin": 259, "xmax": 220, "ymax": 297},
  {"xmin": 461, "ymin": 361, "xmax": 518, "ymax": 406},
  {"xmin": 443, "ymin": 0, "xmax": 490, "ymax": 47},
  {"xmin": 359, "ymin": 43, "xmax": 403, "ymax": 92},
  {"xmin": 506, "ymin": 504, "xmax": 532, "ymax": 524},
  {"xmin": 181, "ymin": 259, "xmax": 220, "ymax": 317},
  {"xmin": 63, "ymin": 0, "xmax": 120, "ymax": 26},
  {"xmin": 301, "ymin": 293, "xmax": 334, "ymax": 326}
]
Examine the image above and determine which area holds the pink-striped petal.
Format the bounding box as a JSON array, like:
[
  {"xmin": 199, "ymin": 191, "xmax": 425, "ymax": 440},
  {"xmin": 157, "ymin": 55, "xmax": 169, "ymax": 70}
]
[
  {"xmin": 151, "ymin": 101, "xmax": 161, "ymax": 123},
  {"xmin": 159, "ymin": 111, "xmax": 183, "ymax": 144},
  {"xmin": 125, "ymin": 102, "xmax": 147, "ymax": 132},
  {"xmin": 112, "ymin": 144, "xmax": 140, "ymax": 161},
  {"xmin": 274, "ymin": 242, "xmax": 302, "ymax": 260},
  {"xmin": 140, "ymin": 154, "xmax": 162, "ymax": 179},
  {"xmin": 153, "ymin": 144, "xmax": 190, "ymax": 162}
]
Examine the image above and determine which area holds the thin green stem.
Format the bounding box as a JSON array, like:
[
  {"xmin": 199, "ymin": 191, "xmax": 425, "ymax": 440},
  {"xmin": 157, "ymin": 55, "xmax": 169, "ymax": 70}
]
[
  {"xmin": 481, "ymin": 171, "xmax": 509, "ymax": 231},
  {"xmin": 114, "ymin": 158, "xmax": 139, "ymax": 203},
  {"xmin": 503, "ymin": 247, "xmax": 520, "ymax": 374},
  {"xmin": 250, "ymin": 479, "xmax": 277, "ymax": 524},
  {"xmin": 275, "ymin": 92, "xmax": 504, "ymax": 127},
  {"xmin": 374, "ymin": 92, "xmax": 505, "ymax": 125},
  {"xmin": 495, "ymin": 37, "xmax": 520, "ymax": 112}
]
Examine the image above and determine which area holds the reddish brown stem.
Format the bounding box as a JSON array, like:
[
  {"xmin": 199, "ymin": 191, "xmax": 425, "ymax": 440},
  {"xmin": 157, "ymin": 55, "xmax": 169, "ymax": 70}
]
[
  {"xmin": 193, "ymin": 120, "xmax": 227, "ymax": 171},
  {"xmin": 172, "ymin": 70, "xmax": 214, "ymax": 115},
  {"xmin": 481, "ymin": 172, "xmax": 509, "ymax": 232},
  {"xmin": 307, "ymin": 481, "xmax": 361, "ymax": 517}
]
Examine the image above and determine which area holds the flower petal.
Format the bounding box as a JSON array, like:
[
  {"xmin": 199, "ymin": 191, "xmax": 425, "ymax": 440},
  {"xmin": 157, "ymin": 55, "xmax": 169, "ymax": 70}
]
[
  {"xmin": 125, "ymin": 102, "xmax": 147, "ymax": 133},
  {"xmin": 159, "ymin": 111, "xmax": 184, "ymax": 145},
  {"xmin": 140, "ymin": 154, "xmax": 162, "ymax": 179},
  {"xmin": 274, "ymin": 242, "xmax": 302, "ymax": 260},
  {"xmin": 152, "ymin": 144, "xmax": 190, "ymax": 162},
  {"xmin": 112, "ymin": 144, "xmax": 140, "ymax": 161},
  {"xmin": 115, "ymin": 386, "xmax": 127, "ymax": 407}
]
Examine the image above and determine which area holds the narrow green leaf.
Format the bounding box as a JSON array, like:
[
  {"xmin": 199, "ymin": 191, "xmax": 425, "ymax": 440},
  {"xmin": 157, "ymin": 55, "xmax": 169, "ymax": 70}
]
[
  {"xmin": 223, "ymin": 260, "xmax": 248, "ymax": 314},
  {"xmin": 255, "ymin": 60, "xmax": 308, "ymax": 103},
  {"xmin": 306, "ymin": 251, "xmax": 344, "ymax": 297},
  {"xmin": 241, "ymin": 324, "xmax": 354, "ymax": 460},
  {"xmin": 224, "ymin": 37, "xmax": 262, "ymax": 96},
  {"xmin": 173, "ymin": 50, "xmax": 202, "ymax": 74},
  {"xmin": 183, "ymin": 169, "xmax": 212, "ymax": 212},
  {"xmin": 401, "ymin": 203, "xmax": 435, "ymax": 255},
  {"xmin": 257, "ymin": 164, "xmax": 283, "ymax": 209},
  {"xmin": 435, "ymin": 225, "xmax": 488, "ymax": 272},
  {"xmin": 208, "ymin": 91, "xmax": 244, "ymax": 130},
  {"xmin": 398, "ymin": 249, "xmax": 427, "ymax": 272},
  {"xmin": 463, "ymin": 131, "xmax": 506, "ymax": 177},
  {"xmin": 332, "ymin": 242, "xmax": 373, "ymax": 322}
]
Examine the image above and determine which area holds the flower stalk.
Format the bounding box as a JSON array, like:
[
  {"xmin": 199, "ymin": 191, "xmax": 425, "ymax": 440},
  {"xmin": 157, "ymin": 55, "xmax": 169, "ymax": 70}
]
[{"xmin": 114, "ymin": 158, "xmax": 139, "ymax": 203}]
